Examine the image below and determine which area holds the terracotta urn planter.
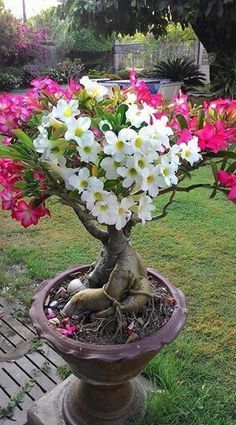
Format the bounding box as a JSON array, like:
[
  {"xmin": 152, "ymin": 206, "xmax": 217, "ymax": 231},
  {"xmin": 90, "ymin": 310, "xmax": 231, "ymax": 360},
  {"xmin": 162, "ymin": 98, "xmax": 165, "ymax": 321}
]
[{"xmin": 30, "ymin": 265, "xmax": 187, "ymax": 425}]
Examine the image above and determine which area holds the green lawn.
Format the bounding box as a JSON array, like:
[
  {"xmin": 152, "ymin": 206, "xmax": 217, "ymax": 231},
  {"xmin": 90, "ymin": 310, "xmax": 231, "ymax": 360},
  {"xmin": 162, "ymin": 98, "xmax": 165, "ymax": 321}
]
[{"xmin": 0, "ymin": 166, "xmax": 235, "ymax": 425}]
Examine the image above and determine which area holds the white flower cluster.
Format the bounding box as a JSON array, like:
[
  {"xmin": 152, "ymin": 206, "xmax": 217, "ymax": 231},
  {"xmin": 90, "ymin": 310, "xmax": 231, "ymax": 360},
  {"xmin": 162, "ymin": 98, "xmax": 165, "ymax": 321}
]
[{"xmin": 33, "ymin": 77, "xmax": 202, "ymax": 230}]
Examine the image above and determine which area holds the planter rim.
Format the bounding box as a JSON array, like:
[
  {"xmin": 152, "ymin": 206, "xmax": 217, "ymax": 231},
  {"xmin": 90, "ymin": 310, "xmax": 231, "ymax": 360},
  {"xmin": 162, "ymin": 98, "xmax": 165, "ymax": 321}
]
[{"xmin": 30, "ymin": 265, "xmax": 187, "ymax": 361}]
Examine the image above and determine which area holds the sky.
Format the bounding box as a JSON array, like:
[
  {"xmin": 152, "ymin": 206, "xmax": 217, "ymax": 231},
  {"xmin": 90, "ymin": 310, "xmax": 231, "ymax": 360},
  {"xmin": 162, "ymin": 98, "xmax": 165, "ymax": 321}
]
[{"xmin": 4, "ymin": 0, "xmax": 59, "ymax": 18}]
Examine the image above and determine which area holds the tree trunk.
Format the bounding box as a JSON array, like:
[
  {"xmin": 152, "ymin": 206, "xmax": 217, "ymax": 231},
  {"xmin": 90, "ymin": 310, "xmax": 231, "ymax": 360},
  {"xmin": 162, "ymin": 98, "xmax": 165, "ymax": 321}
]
[
  {"xmin": 63, "ymin": 226, "xmax": 153, "ymax": 317},
  {"xmin": 191, "ymin": 19, "xmax": 236, "ymax": 82}
]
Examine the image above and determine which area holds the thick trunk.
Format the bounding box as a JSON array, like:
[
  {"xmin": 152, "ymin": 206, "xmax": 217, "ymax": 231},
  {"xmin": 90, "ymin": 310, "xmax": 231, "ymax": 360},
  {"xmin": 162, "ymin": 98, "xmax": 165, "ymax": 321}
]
[
  {"xmin": 63, "ymin": 227, "xmax": 152, "ymax": 317},
  {"xmin": 191, "ymin": 19, "xmax": 236, "ymax": 82}
]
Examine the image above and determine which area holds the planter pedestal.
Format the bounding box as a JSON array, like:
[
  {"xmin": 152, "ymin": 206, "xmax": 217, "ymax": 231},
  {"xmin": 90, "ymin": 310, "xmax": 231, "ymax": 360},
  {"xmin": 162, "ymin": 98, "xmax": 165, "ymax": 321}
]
[
  {"xmin": 29, "ymin": 265, "xmax": 187, "ymax": 425},
  {"xmin": 27, "ymin": 375, "xmax": 152, "ymax": 425}
]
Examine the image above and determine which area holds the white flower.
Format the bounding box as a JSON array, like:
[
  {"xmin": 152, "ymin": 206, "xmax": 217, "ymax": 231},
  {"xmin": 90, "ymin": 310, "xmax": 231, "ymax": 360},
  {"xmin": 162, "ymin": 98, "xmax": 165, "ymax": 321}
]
[
  {"xmin": 91, "ymin": 194, "xmax": 118, "ymax": 225},
  {"xmin": 126, "ymin": 104, "xmax": 152, "ymax": 128},
  {"xmin": 179, "ymin": 137, "xmax": 202, "ymax": 166},
  {"xmin": 52, "ymin": 99, "xmax": 80, "ymax": 123},
  {"xmin": 49, "ymin": 162, "xmax": 80, "ymax": 190},
  {"xmin": 134, "ymin": 152, "xmax": 158, "ymax": 175},
  {"xmin": 65, "ymin": 117, "xmax": 92, "ymax": 144},
  {"xmin": 77, "ymin": 137, "xmax": 100, "ymax": 164},
  {"xmin": 81, "ymin": 177, "xmax": 108, "ymax": 210},
  {"xmin": 170, "ymin": 144, "xmax": 181, "ymax": 164},
  {"xmin": 138, "ymin": 195, "xmax": 155, "ymax": 224},
  {"xmin": 80, "ymin": 76, "xmax": 108, "ymax": 101},
  {"xmin": 117, "ymin": 157, "xmax": 140, "ymax": 188},
  {"xmin": 143, "ymin": 116, "xmax": 173, "ymax": 153},
  {"xmin": 100, "ymin": 157, "xmax": 123, "ymax": 180},
  {"xmin": 141, "ymin": 166, "xmax": 164, "ymax": 197},
  {"xmin": 104, "ymin": 128, "xmax": 136, "ymax": 161},
  {"xmin": 124, "ymin": 92, "xmax": 137, "ymax": 105},
  {"xmin": 115, "ymin": 197, "xmax": 134, "ymax": 230},
  {"xmin": 68, "ymin": 168, "xmax": 91, "ymax": 193},
  {"xmin": 33, "ymin": 126, "xmax": 51, "ymax": 155},
  {"xmin": 160, "ymin": 157, "xmax": 178, "ymax": 186}
]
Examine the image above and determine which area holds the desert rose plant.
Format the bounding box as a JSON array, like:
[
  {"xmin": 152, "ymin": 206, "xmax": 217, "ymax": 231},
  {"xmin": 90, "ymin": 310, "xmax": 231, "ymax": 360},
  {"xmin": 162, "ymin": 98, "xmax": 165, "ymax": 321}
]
[{"xmin": 0, "ymin": 74, "xmax": 235, "ymax": 322}]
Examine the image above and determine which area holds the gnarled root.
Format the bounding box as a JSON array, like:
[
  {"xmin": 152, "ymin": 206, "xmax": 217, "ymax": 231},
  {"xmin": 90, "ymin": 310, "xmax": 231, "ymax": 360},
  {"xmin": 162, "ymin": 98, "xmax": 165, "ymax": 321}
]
[{"xmin": 62, "ymin": 228, "xmax": 153, "ymax": 317}]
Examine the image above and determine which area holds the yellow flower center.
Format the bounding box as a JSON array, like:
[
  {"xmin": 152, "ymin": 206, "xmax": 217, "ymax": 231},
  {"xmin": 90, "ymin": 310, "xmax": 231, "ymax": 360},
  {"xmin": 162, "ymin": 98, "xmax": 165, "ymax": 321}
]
[
  {"xmin": 91, "ymin": 88, "xmax": 100, "ymax": 98},
  {"xmin": 81, "ymin": 180, "xmax": 88, "ymax": 188},
  {"xmin": 116, "ymin": 140, "xmax": 124, "ymax": 150},
  {"xmin": 129, "ymin": 168, "xmax": 137, "ymax": 176},
  {"xmin": 147, "ymin": 175, "xmax": 154, "ymax": 184},
  {"xmin": 114, "ymin": 161, "xmax": 121, "ymax": 168},
  {"xmin": 83, "ymin": 146, "xmax": 91, "ymax": 154},
  {"xmin": 100, "ymin": 204, "xmax": 108, "ymax": 212},
  {"xmin": 94, "ymin": 192, "xmax": 103, "ymax": 201},
  {"xmin": 64, "ymin": 107, "xmax": 73, "ymax": 117},
  {"xmin": 162, "ymin": 167, "xmax": 170, "ymax": 177},
  {"xmin": 75, "ymin": 128, "xmax": 84, "ymax": 137},
  {"xmin": 138, "ymin": 159, "xmax": 145, "ymax": 169},
  {"xmin": 135, "ymin": 137, "xmax": 143, "ymax": 148},
  {"xmin": 119, "ymin": 207, "xmax": 125, "ymax": 215},
  {"xmin": 185, "ymin": 148, "xmax": 191, "ymax": 158}
]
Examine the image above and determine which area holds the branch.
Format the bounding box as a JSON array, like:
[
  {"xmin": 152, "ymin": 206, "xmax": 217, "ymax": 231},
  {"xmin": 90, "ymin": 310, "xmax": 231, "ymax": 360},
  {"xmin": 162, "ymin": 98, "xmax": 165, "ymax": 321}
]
[
  {"xmin": 48, "ymin": 189, "xmax": 109, "ymax": 244},
  {"xmin": 159, "ymin": 183, "xmax": 227, "ymax": 196},
  {"xmin": 151, "ymin": 190, "xmax": 176, "ymax": 222}
]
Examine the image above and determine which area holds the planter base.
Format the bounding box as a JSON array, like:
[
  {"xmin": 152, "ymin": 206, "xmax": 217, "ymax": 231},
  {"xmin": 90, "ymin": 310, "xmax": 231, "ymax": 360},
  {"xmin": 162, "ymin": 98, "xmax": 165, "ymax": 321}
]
[{"xmin": 27, "ymin": 375, "xmax": 153, "ymax": 425}]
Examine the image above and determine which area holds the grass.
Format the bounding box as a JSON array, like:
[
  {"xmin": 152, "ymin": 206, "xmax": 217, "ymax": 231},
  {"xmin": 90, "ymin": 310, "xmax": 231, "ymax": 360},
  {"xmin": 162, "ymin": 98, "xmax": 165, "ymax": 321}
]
[{"xmin": 0, "ymin": 166, "xmax": 235, "ymax": 425}]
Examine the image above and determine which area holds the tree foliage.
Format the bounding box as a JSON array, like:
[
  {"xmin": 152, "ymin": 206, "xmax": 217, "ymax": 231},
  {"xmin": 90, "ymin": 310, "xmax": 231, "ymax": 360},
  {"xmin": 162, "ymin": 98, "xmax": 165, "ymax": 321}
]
[{"xmin": 59, "ymin": 0, "xmax": 236, "ymax": 58}]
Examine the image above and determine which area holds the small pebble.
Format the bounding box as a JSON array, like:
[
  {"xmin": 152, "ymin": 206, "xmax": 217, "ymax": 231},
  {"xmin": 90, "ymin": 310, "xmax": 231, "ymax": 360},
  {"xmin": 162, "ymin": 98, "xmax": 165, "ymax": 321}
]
[
  {"xmin": 49, "ymin": 300, "xmax": 58, "ymax": 308},
  {"xmin": 49, "ymin": 317, "xmax": 60, "ymax": 326},
  {"xmin": 67, "ymin": 278, "xmax": 85, "ymax": 295},
  {"xmin": 55, "ymin": 287, "xmax": 67, "ymax": 300},
  {"xmin": 126, "ymin": 332, "xmax": 139, "ymax": 344},
  {"xmin": 44, "ymin": 295, "xmax": 50, "ymax": 307}
]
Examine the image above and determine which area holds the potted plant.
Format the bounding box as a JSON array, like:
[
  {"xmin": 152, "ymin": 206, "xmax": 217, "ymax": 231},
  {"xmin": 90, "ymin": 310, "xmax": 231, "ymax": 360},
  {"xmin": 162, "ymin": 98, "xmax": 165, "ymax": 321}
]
[{"xmin": 0, "ymin": 75, "xmax": 235, "ymax": 424}]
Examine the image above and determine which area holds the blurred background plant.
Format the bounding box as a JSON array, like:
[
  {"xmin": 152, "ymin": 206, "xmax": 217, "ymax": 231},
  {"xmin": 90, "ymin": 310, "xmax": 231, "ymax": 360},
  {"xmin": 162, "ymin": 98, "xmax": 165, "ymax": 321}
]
[{"xmin": 154, "ymin": 58, "xmax": 206, "ymax": 92}]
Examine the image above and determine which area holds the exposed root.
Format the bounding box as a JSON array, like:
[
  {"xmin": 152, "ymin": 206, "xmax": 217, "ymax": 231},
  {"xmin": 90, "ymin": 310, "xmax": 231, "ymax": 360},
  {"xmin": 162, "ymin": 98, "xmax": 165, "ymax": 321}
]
[{"xmin": 63, "ymin": 228, "xmax": 153, "ymax": 318}]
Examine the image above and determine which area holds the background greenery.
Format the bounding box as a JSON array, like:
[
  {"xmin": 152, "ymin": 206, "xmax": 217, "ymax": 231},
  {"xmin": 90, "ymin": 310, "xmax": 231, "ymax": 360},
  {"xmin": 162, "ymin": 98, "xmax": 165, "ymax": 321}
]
[{"xmin": 0, "ymin": 166, "xmax": 235, "ymax": 425}]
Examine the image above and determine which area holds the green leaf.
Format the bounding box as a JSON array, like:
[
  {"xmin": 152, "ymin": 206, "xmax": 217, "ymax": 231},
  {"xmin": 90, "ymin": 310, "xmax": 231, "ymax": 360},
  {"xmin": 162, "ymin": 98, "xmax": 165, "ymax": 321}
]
[
  {"xmin": 13, "ymin": 129, "xmax": 33, "ymax": 148},
  {"xmin": 215, "ymin": 151, "xmax": 236, "ymax": 159},
  {"xmin": 0, "ymin": 145, "xmax": 25, "ymax": 160},
  {"xmin": 197, "ymin": 108, "xmax": 205, "ymax": 129},
  {"xmin": 50, "ymin": 126, "xmax": 66, "ymax": 141},
  {"xmin": 210, "ymin": 161, "xmax": 218, "ymax": 182},
  {"xmin": 226, "ymin": 161, "xmax": 236, "ymax": 173},
  {"xmin": 104, "ymin": 179, "xmax": 118, "ymax": 189},
  {"xmin": 176, "ymin": 114, "xmax": 188, "ymax": 130}
]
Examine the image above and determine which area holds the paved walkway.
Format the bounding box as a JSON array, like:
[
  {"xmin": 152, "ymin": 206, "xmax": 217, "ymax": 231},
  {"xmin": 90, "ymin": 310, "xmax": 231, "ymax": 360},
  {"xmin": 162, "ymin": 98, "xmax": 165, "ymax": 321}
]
[{"xmin": 0, "ymin": 297, "xmax": 66, "ymax": 424}]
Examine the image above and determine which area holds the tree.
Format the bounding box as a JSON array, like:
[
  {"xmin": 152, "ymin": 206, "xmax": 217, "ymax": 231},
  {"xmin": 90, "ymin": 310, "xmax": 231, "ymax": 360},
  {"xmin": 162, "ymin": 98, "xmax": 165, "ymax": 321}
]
[{"xmin": 60, "ymin": 0, "xmax": 236, "ymax": 79}]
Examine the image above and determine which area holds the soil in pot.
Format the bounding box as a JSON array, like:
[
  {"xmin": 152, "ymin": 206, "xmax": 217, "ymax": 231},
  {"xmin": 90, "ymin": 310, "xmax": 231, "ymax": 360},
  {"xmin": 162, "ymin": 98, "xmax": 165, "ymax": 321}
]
[{"xmin": 43, "ymin": 269, "xmax": 175, "ymax": 345}]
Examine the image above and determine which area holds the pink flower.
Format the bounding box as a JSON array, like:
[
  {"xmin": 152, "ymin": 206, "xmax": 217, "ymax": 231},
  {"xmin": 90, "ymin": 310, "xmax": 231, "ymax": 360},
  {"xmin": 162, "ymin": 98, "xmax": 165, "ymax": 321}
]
[
  {"xmin": 0, "ymin": 188, "xmax": 18, "ymax": 210},
  {"xmin": 217, "ymin": 170, "xmax": 236, "ymax": 201},
  {"xmin": 56, "ymin": 324, "xmax": 77, "ymax": 337},
  {"xmin": 0, "ymin": 112, "xmax": 18, "ymax": 136},
  {"xmin": 197, "ymin": 121, "xmax": 234, "ymax": 153},
  {"xmin": 45, "ymin": 308, "xmax": 56, "ymax": 319},
  {"xmin": 171, "ymin": 92, "xmax": 190, "ymax": 118},
  {"xmin": 12, "ymin": 200, "xmax": 50, "ymax": 228},
  {"xmin": 0, "ymin": 94, "xmax": 13, "ymax": 112},
  {"xmin": 2, "ymin": 137, "xmax": 12, "ymax": 145},
  {"xmin": 177, "ymin": 129, "xmax": 193, "ymax": 144}
]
